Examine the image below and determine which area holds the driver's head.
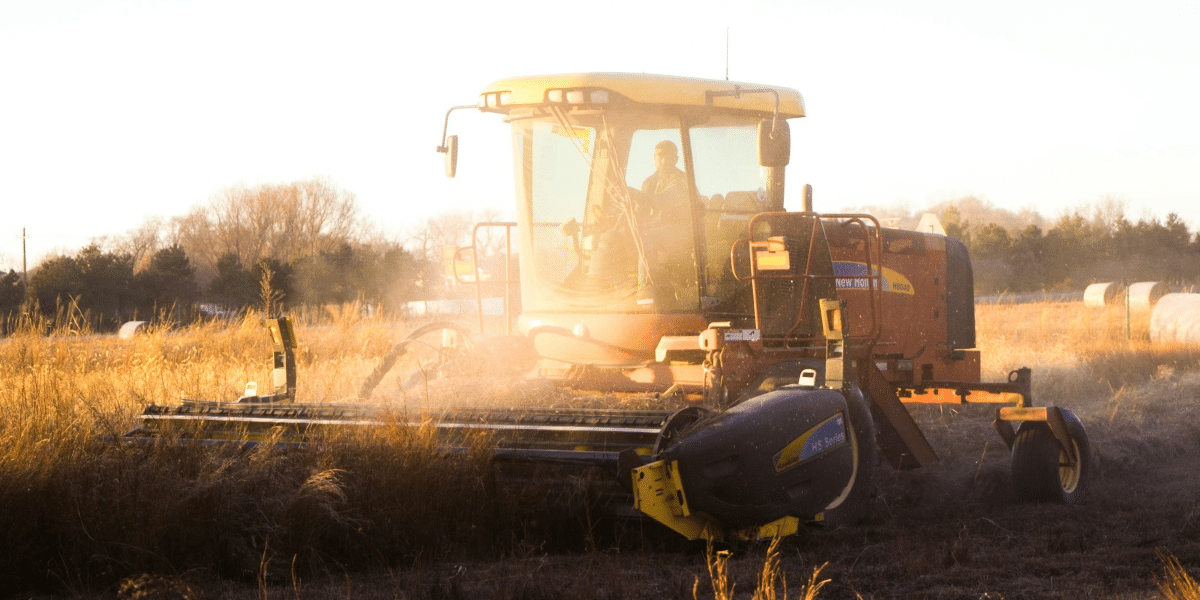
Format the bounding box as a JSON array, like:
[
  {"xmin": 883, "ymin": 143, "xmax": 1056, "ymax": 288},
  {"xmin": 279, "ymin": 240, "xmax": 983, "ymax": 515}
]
[{"xmin": 653, "ymin": 140, "xmax": 679, "ymax": 171}]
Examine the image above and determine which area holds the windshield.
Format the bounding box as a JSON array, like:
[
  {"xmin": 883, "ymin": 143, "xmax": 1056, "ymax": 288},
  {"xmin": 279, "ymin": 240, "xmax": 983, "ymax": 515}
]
[
  {"xmin": 690, "ymin": 120, "xmax": 770, "ymax": 318},
  {"xmin": 511, "ymin": 106, "xmax": 770, "ymax": 317}
]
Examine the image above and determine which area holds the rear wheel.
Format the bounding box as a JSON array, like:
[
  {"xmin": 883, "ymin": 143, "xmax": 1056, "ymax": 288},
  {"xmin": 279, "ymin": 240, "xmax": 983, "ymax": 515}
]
[
  {"xmin": 1011, "ymin": 409, "xmax": 1093, "ymax": 503},
  {"xmin": 820, "ymin": 387, "xmax": 877, "ymax": 527}
]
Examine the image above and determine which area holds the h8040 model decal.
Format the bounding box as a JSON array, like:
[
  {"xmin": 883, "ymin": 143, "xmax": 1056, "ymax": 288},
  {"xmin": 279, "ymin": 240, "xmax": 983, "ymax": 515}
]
[{"xmin": 832, "ymin": 262, "xmax": 914, "ymax": 295}]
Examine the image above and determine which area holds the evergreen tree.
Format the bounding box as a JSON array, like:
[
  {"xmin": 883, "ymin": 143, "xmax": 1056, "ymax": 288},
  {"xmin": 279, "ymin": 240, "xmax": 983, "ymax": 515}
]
[
  {"xmin": 0, "ymin": 270, "xmax": 25, "ymax": 330},
  {"xmin": 138, "ymin": 245, "xmax": 199, "ymax": 319},
  {"xmin": 207, "ymin": 253, "xmax": 257, "ymax": 310},
  {"xmin": 941, "ymin": 204, "xmax": 971, "ymax": 246},
  {"xmin": 29, "ymin": 246, "xmax": 137, "ymax": 329},
  {"xmin": 972, "ymin": 223, "xmax": 1012, "ymax": 260},
  {"xmin": 29, "ymin": 254, "xmax": 83, "ymax": 321},
  {"xmin": 1005, "ymin": 225, "xmax": 1047, "ymax": 291},
  {"xmin": 75, "ymin": 245, "xmax": 137, "ymax": 328}
]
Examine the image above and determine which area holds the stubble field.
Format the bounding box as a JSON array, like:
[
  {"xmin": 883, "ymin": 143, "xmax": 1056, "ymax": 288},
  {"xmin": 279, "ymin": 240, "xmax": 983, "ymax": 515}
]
[{"xmin": 2, "ymin": 301, "xmax": 1198, "ymax": 599}]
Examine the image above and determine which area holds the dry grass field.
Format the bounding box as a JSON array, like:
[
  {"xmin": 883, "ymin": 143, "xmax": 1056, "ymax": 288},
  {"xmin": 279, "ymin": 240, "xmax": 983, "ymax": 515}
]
[{"xmin": 2, "ymin": 301, "xmax": 1199, "ymax": 599}]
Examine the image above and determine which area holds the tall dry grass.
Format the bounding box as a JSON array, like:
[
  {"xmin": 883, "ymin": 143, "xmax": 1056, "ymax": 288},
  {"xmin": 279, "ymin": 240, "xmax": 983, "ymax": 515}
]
[
  {"xmin": 695, "ymin": 538, "xmax": 828, "ymax": 600},
  {"xmin": 971, "ymin": 300, "xmax": 1200, "ymax": 471},
  {"xmin": 975, "ymin": 301, "xmax": 1200, "ymax": 397},
  {"xmin": 3, "ymin": 299, "xmax": 1199, "ymax": 597},
  {"xmin": 1159, "ymin": 550, "xmax": 1200, "ymax": 600},
  {"xmin": 0, "ymin": 309, "xmax": 516, "ymax": 594}
]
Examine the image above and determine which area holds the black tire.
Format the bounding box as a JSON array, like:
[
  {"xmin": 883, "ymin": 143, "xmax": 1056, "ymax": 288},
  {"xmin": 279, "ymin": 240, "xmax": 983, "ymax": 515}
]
[
  {"xmin": 820, "ymin": 386, "xmax": 877, "ymax": 527},
  {"xmin": 1011, "ymin": 408, "xmax": 1093, "ymax": 503}
]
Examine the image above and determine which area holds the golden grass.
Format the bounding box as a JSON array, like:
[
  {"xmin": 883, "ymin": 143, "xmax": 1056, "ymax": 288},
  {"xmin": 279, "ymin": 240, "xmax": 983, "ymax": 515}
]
[
  {"xmin": 0, "ymin": 309, "xmax": 502, "ymax": 594},
  {"xmin": 975, "ymin": 301, "xmax": 1200, "ymax": 405},
  {"xmin": 1158, "ymin": 551, "xmax": 1200, "ymax": 600},
  {"xmin": 3, "ymin": 299, "xmax": 1200, "ymax": 597},
  {"xmin": 695, "ymin": 539, "xmax": 828, "ymax": 600}
]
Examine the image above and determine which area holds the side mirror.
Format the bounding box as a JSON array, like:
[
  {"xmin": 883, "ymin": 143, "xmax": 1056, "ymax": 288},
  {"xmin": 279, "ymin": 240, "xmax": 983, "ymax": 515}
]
[
  {"xmin": 437, "ymin": 105, "xmax": 477, "ymax": 178},
  {"xmin": 443, "ymin": 135, "xmax": 459, "ymax": 178},
  {"xmin": 757, "ymin": 119, "xmax": 790, "ymax": 168}
]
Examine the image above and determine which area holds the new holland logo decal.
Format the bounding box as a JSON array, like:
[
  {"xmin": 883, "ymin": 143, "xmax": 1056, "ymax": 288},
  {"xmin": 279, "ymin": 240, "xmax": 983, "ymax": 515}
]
[
  {"xmin": 772, "ymin": 413, "xmax": 848, "ymax": 473},
  {"xmin": 832, "ymin": 261, "xmax": 915, "ymax": 295}
]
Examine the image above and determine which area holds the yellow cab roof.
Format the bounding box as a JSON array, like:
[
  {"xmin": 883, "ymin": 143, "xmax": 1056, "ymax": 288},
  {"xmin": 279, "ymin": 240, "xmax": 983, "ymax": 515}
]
[{"xmin": 480, "ymin": 72, "xmax": 805, "ymax": 118}]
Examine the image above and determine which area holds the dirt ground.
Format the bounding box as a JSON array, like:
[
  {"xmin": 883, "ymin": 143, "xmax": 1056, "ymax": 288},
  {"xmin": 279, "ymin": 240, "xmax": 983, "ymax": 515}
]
[
  {"xmin": 151, "ymin": 446, "xmax": 1195, "ymax": 600},
  {"xmin": 95, "ymin": 375, "xmax": 1199, "ymax": 600}
]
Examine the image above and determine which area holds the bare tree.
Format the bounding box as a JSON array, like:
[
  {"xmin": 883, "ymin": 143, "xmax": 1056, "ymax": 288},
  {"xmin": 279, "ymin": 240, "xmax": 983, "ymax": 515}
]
[
  {"xmin": 402, "ymin": 207, "xmax": 513, "ymax": 295},
  {"xmin": 172, "ymin": 177, "xmax": 363, "ymax": 281},
  {"xmin": 111, "ymin": 216, "xmax": 166, "ymax": 272},
  {"xmin": 1087, "ymin": 195, "xmax": 1128, "ymax": 236},
  {"xmin": 406, "ymin": 207, "xmax": 507, "ymax": 264},
  {"xmin": 293, "ymin": 178, "xmax": 361, "ymax": 259},
  {"xmin": 169, "ymin": 208, "xmax": 220, "ymax": 282}
]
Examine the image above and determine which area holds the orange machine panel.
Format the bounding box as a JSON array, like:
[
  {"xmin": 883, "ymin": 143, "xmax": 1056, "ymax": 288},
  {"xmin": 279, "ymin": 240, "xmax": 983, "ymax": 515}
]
[{"xmin": 827, "ymin": 223, "xmax": 979, "ymax": 385}]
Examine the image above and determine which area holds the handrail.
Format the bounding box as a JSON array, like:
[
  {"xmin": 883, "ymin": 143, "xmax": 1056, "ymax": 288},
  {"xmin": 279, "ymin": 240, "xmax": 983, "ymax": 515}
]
[
  {"xmin": 731, "ymin": 212, "xmax": 885, "ymax": 346},
  {"xmin": 451, "ymin": 221, "xmax": 518, "ymax": 335},
  {"xmin": 836, "ymin": 216, "xmax": 884, "ymax": 342}
]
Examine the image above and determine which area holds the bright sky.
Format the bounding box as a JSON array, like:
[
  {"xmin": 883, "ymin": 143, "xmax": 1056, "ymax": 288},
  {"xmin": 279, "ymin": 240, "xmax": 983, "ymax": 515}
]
[{"xmin": 2, "ymin": 0, "xmax": 1198, "ymax": 271}]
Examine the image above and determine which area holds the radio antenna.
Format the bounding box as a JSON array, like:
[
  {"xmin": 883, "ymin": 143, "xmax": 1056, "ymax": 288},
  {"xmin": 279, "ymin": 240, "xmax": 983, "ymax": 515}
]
[{"xmin": 725, "ymin": 27, "xmax": 730, "ymax": 80}]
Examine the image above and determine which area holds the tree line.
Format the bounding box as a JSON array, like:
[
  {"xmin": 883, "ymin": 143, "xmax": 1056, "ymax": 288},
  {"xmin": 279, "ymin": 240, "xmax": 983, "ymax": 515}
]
[
  {"xmin": 0, "ymin": 178, "xmax": 497, "ymax": 333},
  {"xmin": 0, "ymin": 240, "xmax": 427, "ymax": 332},
  {"xmin": 937, "ymin": 196, "xmax": 1200, "ymax": 293},
  {"xmin": 5, "ymin": 184, "xmax": 1198, "ymax": 331}
]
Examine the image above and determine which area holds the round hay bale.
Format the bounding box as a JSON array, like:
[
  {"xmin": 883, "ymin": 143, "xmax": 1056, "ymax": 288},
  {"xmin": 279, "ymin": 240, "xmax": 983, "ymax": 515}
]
[
  {"xmin": 1149, "ymin": 293, "xmax": 1200, "ymax": 344},
  {"xmin": 1083, "ymin": 282, "xmax": 1121, "ymax": 307},
  {"xmin": 118, "ymin": 321, "xmax": 147, "ymax": 339},
  {"xmin": 1127, "ymin": 281, "xmax": 1168, "ymax": 312}
]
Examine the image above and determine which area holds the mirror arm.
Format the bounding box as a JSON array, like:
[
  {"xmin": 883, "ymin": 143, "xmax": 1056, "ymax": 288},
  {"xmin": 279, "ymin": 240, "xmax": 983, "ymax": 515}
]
[{"xmin": 436, "ymin": 105, "xmax": 478, "ymax": 153}]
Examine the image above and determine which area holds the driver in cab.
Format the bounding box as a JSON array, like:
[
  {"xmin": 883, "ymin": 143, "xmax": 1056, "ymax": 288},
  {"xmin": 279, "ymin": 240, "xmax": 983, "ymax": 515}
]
[
  {"xmin": 639, "ymin": 140, "xmax": 689, "ymax": 220},
  {"xmin": 636, "ymin": 139, "xmax": 695, "ymax": 307}
]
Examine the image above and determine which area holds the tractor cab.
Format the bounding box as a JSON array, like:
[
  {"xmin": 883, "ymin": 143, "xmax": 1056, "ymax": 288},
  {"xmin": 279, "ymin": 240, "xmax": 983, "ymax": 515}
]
[{"xmin": 442, "ymin": 73, "xmax": 835, "ymax": 368}]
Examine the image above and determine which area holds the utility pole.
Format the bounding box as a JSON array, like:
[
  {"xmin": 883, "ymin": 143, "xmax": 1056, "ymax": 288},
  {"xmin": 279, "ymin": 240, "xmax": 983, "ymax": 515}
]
[{"xmin": 21, "ymin": 228, "xmax": 28, "ymax": 305}]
